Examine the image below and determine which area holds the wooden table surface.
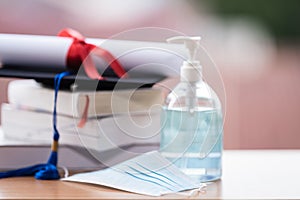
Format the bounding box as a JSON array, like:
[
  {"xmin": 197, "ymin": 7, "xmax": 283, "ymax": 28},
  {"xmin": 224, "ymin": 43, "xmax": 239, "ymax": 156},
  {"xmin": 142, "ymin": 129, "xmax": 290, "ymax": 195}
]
[{"xmin": 1, "ymin": 150, "xmax": 300, "ymax": 199}]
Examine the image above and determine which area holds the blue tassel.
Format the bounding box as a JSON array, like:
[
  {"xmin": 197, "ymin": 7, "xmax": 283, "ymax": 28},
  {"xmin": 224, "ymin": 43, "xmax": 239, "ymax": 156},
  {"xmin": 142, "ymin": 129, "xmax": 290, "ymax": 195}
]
[
  {"xmin": 0, "ymin": 71, "xmax": 71, "ymax": 180},
  {"xmin": 0, "ymin": 164, "xmax": 59, "ymax": 180},
  {"xmin": 47, "ymin": 151, "xmax": 58, "ymax": 166}
]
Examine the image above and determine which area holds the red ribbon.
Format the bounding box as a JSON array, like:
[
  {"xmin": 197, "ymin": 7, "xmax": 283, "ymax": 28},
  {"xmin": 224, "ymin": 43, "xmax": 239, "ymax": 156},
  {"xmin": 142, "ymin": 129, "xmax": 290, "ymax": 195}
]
[
  {"xmin": 58, "ymin": 28, "xmax": 127, "ymax": 79},
  {"xmin": 77, "ymin": 95, "xmax": 89, "ymax": 128}
]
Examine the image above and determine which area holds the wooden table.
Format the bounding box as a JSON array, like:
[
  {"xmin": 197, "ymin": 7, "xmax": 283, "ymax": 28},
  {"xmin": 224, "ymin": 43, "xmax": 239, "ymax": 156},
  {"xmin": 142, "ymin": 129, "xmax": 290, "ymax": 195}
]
[{"xmin": 1, "ymin": 150, "xmax": 300, "ymax": 199}]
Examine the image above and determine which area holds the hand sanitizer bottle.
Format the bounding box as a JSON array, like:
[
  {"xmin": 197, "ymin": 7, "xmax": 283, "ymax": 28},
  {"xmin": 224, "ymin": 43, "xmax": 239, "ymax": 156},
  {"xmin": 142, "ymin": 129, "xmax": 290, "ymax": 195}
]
[{"xmin": 160, "ymin": 36, "xmax": 223, "ymax": 183}]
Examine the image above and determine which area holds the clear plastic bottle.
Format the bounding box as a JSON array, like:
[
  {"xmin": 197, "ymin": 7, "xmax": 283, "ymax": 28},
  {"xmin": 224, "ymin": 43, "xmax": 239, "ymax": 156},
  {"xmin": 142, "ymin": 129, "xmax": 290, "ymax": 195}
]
[{"xmin": 160, "ymin": 36, "xmax": 223, "ymax": 183}]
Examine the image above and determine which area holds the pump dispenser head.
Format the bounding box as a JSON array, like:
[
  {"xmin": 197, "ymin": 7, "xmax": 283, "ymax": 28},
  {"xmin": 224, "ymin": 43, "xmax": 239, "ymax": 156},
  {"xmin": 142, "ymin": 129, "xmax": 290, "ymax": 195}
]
[
  {"xmin": 167, "ymin": 36, "xmax": 201, "ymax": 62},
  {"xmin": 167, "ymin": 36, "xmax": 202, "ymax": 82}
]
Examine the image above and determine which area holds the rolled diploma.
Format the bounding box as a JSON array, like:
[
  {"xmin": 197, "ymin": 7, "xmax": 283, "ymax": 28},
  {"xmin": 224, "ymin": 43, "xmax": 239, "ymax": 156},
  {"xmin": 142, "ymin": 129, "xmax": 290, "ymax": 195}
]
[{"xmin": 0, "ymin": 34, "xmax": 187, "ymax": 78}]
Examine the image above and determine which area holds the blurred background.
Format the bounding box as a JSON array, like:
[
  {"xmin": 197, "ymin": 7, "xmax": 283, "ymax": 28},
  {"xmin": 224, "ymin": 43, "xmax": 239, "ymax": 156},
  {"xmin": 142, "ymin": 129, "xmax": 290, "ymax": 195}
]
[{"xmin": 0, "ymin": 0, "xmax": 299, "ymax": 149}]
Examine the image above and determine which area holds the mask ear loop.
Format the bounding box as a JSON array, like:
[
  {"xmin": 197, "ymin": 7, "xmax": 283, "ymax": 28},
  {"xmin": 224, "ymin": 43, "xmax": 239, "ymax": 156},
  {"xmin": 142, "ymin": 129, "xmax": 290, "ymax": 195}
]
[
  {"xmin": 57, "ymin": 165, "xmax": 69, "ymax": 178},
  {"xmin": 176, "ymin": 183, "xmax": 207, "ymax": 197}
]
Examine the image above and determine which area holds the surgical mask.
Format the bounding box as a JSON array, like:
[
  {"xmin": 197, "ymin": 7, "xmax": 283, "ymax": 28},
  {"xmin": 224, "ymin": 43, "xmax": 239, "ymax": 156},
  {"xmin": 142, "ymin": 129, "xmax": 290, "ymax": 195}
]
[{"xmin": 62, "ymin": 151, "xmax": 204, "ymax": 196}]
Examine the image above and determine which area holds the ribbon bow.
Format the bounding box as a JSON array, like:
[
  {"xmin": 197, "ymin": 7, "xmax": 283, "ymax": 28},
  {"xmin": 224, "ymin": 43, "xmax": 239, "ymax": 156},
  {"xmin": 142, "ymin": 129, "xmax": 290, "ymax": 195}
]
[{"xmin": 58, "ymin": 28, "xmax": 127, "ymax": 79}]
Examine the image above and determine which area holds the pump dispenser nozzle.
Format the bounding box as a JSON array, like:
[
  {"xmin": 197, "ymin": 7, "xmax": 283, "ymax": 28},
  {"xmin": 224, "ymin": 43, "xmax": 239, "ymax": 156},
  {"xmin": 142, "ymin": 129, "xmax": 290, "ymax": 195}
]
[
  {"xmin": 167, "ymin": 36, "xmax": 201, "ymax": 62},
  {"xmin": 167, "ymin": 36, "xmax": 202, "ymax": 82}
]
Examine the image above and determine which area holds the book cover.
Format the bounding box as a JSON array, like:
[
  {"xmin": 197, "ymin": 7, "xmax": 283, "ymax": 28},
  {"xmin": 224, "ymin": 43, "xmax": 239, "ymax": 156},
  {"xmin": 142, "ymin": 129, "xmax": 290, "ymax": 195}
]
[
  {"xmin": 8, "ymin": 79, "xmax": 164, "ymax": 118},
  {"xmin": 1, "ymin": 103, "xmax": 160, "ymax": 153}
]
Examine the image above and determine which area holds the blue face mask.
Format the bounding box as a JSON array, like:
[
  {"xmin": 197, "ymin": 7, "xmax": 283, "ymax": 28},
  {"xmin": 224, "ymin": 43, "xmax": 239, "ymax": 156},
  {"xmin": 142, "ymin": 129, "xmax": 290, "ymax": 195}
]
[{"xmin": 63, "ymin": 151, "xmax": 204, "ymax": 196}]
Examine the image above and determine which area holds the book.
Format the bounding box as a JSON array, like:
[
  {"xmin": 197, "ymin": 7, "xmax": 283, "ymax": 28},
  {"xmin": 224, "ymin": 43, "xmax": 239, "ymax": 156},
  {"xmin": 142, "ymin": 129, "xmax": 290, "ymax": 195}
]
[
  {"xmin": 0, "ymin": 128, "xmax": 158, "ymax": 170},
  {"xmin": 8, "ymin": 79, "xmax": 163, "ymax": 118},
  {"xmin": 1, "ymin": 103, "xmax": 160, "ymax": 154}
]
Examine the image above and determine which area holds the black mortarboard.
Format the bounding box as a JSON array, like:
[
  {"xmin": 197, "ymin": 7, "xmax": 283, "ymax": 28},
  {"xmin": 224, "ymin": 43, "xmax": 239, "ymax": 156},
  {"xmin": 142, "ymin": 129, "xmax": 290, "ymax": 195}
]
[{"xmin": 0, "ymin": 65, "xmax": 161, "ymax": 91}]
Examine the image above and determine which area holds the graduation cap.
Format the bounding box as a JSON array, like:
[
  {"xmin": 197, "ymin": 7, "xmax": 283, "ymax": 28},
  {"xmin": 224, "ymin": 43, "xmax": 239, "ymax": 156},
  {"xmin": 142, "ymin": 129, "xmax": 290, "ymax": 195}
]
[
  {"xmin": 0, "ymin": 28, "xmax": 160, "ymax": 180},
  {"xmin": 0, "ymin": 67, "xmax": 159, "ymax": 90}
]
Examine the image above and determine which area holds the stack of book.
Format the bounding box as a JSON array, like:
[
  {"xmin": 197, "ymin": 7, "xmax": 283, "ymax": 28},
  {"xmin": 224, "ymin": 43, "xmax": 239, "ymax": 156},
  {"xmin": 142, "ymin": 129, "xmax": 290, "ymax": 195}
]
[{"xmin": 1, "ymin": 79, "xmax": 163, "ymax": 160}]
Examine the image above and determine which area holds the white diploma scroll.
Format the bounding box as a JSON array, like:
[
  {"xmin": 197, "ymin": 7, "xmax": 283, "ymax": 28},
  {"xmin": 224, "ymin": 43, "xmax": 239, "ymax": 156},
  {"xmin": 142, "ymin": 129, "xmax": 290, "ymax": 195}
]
[{"xmin": 0, "ymin": 34, "xmax": 187, "ymax": 78}]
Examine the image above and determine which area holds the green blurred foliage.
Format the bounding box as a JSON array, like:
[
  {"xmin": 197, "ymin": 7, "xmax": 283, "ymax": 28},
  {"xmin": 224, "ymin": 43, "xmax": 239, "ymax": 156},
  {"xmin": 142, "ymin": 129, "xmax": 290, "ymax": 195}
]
[{"xmin": 193, "ymin": 0, "xmax": 300, "ymax": 42}]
